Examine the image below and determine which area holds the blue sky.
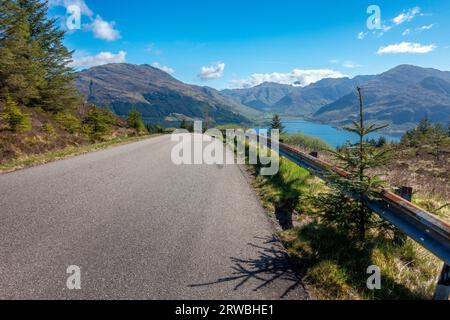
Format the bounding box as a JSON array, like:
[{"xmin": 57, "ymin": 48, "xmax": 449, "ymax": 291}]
[{"xmin": 48, "ymin": 0, "xmax": 450, "ymax": 89}]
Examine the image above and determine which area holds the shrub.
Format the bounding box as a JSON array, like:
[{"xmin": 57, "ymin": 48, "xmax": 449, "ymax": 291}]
[
  {"xmin": 1, "ymin": 97, "xmax": 32, "ymax": 133},
  {"xmin": 54, "ymin": 112, "xmax": 81, "ymax": 134},
  {"xmin": 146, "ymin": 123, "xmax": 165, "ymax": 134},
  {"xmin": 127, "ymin": 108, "xmax": 145, "ymax": 133},
  {"xmin": 83, "ymin": 107, "xmax": 114, "ymax": 137},
  {"xmin": 180, "ymin": 120, "xmax": 194, "ymax": 132},
  {"xmin": 41, "ymin": 123, "xmax": 55, "ymax": 135}
]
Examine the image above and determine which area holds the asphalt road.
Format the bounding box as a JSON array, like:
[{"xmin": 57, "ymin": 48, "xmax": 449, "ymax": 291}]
[{"xmin": 0, "ymin": 135, "xmax": 308, "ymax": 300}]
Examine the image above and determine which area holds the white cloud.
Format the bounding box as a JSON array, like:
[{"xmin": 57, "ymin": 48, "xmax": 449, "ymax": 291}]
[
  {"xmin": 330, "ymin": 59, "xmax": 362, "ymax": 69},
  {"xmin": 341, "ymin": 61, "xmax": 362, "ymax": 69},
  {"xmin": 146, "ymin": 43, "xmax": 163, "ymax": 55},
  {"xmin": 377, "ymin": 42, "xmax": 436, "ymax": 54},
  {"xmin": 357, "ymin": 31, "xmax": 368, "ymax": 40},
  {"xmin": 229, "ymin": 69, "xmax": 348, "ymax": 89},
  {"xmin": 402, "ymin": 29, "xmax": 411, "ymax": 36},
  {"xmin": 49, "ymin": 0, "xmax": 121, "ymax": 41},
  {"xmin": 363, "ymin": 7, "xmax": 423, "ymax": 39},
  {"xmin": 151, "ymin": 62, "xmax": 175, "ymax": 74},
  {"xmin": 71, "ymin": 51, "xmax": 127, "ymax": 69},
  {"xmin": 198, "ymin": 63, "xmax": 225, "ymax": 81},
  {"xmin": 89, "ymin": 15, "xmax": 120, "ymax": 41},
  {"xmin": 393, "ymin": 7, "xmax": 421, "ymax": 25},
  {"xmin": 48, "ymin": 0, "xmax": 93, "ymax": 16},
  {"xmin": 418, "ymin": 24, "xmax": 434, "ymax": 31},
  {"xmin": 403, "ymin": 24, "xmax": 434, "ymax": 36}
]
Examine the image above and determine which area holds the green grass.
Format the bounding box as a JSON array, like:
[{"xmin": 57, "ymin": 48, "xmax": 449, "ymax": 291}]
[
  {"xmin": 281, "ymin": 133, "xmax": 332, "ymax": 152},
  {"xmin": 0, "ymin": 134, "xmax": 159, "ymax": 174},
  {"xmin": 279, "ymin": 223, "xmax": 440, "ymax": 300},
  {"xmin": 252, "ymin": 158, "xmax": 321, "ymax": 216}
]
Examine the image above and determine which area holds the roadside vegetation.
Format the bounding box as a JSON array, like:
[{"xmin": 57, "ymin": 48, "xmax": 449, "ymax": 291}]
[
  {"xmin": 229, "ymin": 107, "xmax": 447, "ymax": 300},
  {"xmin": 382, "ymin": 118, "xmax": 450, "ymax": 221},
  {"xmin": 281, "ymin": 133, "xmax": 332, "ymax": 153},
  {"xmin": 0, "ymin": 134, "xmax": 156, "ymax": 174},
  {"xmin": 0, "ymin": 1, "xmax": 167, "ymax": 173}
]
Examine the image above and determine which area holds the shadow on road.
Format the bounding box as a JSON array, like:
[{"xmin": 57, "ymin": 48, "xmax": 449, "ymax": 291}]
[{"xmin": 189, "ymin": 236, "xmax": 308, "ymax": 299}]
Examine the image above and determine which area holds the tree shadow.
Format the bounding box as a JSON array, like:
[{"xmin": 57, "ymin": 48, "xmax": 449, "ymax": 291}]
[
  {"xmin": 254, "ymin": 161, "xmax": 303, "ymax": 230},
  {"xmin": 189, "ymin": 236, "xmax": 309, "ymax": 299},
  {"xmin": 274, "ymin": 205, "xmax": 294, "ymax": 230}
]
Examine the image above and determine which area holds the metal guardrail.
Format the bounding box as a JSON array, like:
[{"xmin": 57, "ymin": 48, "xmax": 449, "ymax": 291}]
[{"xmin": 234, "ymin": 131, "xmax": 450, "ymax": 266}]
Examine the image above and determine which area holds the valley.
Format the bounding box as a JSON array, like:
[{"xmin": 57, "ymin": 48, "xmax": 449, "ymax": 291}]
[{"xmin": 75, "ymin": 64, "xmax": 450, "ymax": 135}]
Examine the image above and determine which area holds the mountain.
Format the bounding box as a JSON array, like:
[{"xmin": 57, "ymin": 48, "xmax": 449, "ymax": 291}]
[
  {"xmin": 314, "ymin": 65, "xmax": 450, "ymax": 133},
  {"xmin": 76, "ymin": 63, "xmax": 262, "ymax": 125},
  {"xmin": 222, "ymin": 76, "xmax": 376, "ymax": 116},
  {"xmin": 76, "ymin": 64, "xmax": 450, "ymax": 133},
  {"xmin": 222, "ymin": 82, "xmax": 296, "ymax": 111}
]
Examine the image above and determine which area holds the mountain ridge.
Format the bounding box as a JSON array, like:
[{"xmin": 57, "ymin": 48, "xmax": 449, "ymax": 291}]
[
  {"xmin": 76, "ymin": 63, "xmax": 262, "ymax": 125},
  {"xmin": 75, "ymin": 63, "xmax": 450, "ymax": 132},
  {"xmin": 222, "ymin": 64, "xmax": 450, "ymax": 132},
  {"xmin": 221, "ymin": 75, "xmax": 377, "ymax": 116},
  {"xmin": 313, "ymin": 65, "xmax": 450, "ymax": 133}
]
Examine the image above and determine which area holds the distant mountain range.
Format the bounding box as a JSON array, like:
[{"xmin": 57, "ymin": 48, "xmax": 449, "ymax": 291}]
[
  {"xmin": 76, "ymin": 64, "xmax": 450, "ymax": 133},
  {"xmin": 76, "ymin": 63, "xmax": 261, "ymax": 125},
  {"xmin": 222, "ymin": 65, "xmax": 450, "ymax": 134},
  {"xmin": 313, "ymin": 65, "xmax": 450, "ymax": 133},
  {"xmin": 222, "ymin": 75, "xmax": 376, "ymax": 115}
]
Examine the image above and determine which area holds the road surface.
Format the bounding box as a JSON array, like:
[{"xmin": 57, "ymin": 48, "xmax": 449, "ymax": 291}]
[{"xmin": 0, "ymin": 135, "xmax": 308, "ymax": 300}]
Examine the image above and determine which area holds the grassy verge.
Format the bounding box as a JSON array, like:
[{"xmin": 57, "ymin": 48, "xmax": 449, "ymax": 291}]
[
  {"xmin": 0, "ymin": 134, "xmax": 159, "ymax": 174},
  {"xmin": 244, "ymin": 142, "xmax": 442, "ymax": 300}
]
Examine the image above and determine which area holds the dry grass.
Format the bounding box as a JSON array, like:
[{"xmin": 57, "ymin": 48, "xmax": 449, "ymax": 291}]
[
  {"xmin": 0, "ymin": 134, "xmax": 158, "ymax": 174},
  {"xmin": 378, "ymin": 146, "xmax": 450, "ymax": 222},
  {"xmin": 0, "ymin": 102, "xmax": 153, "ymax": 174}
]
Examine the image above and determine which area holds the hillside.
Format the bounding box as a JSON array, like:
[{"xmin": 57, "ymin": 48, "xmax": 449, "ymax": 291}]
[
  {"xmin": 75, "ymin": 63, "xmax": 450, "ymax": 133},
  {"xmin": 314, "ymin": 65, "xmax": 450, "ymax": 133},
  {"xmin": 76, "ymin": 63, "xmax": 262, "ymax": 125}
]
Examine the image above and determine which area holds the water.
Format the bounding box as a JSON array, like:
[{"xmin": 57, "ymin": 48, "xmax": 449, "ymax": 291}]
[{"xmin": 283, "ymin": 119, "xmax": 400, "ymax": 148}]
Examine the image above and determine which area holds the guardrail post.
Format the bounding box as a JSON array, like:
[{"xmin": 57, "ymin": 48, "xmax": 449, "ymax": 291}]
[
  {"xmin": 393, "ymin": 186, "xmax": 413, "ymax": 245},
  {"xmin": 434, "ymin": 264, "xmax": 450, "ymax": 300},
  {"xmin": 396, "ymin": 186, "xmax": 413, "ymax": 202},
  {"xmin": 309, "ymin": 151, "xmax": 318, "ymax": 158}
]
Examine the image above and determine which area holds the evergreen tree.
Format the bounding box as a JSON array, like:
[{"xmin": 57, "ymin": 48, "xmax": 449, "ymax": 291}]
[
  {"xmin": 0, "ymin": 0, "xmax": 46, "ymax": 105},
  {"xmin": 180, "ymin": 119, "xmax": 194, "ymax": 132},
  {"xmin": 376, "ymin": 136, "xmax": 387, "ymax": 148},
  {"xmin": 83, "ymin": 107, "xmax": 113, "ymax": 137},
  {"xmin": 0, "ymin": 0, "xmax": 79, "ymax": 111},
  {"xmin": 316, "ymin": 87, "xmax": 391, "ymax": 240},
  {"xmin": 270, "ymin": 114, "xmax": 285, "ymax": 134},
  {"xmin": 417, "ymin": 117, "xmax": 432, "ymax": 134},
  {"xmin": 430, "ymin": 124, "xmax": 448, "ymax": 162},
  {"xmin": 1, "ymin": 96, "xmax": 32, "ymax": 133},
  {"xmin": 127, "ymin": 108, "xmax": 145, "ymax": 133},
  {"xmin": 17, "ymin": 0, "xmax": 79, "ymax": 112}
]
